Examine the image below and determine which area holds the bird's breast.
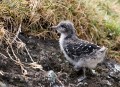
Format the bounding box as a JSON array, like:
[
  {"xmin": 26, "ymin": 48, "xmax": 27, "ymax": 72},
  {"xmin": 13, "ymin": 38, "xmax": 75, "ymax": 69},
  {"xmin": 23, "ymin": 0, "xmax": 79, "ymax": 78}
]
[
  {"xmin": 59, "ymin": 34, "xmax": 76, "ymax": 65},
  {"xmin": 59, "ymin": 34, "xmax": 66, "ymax": 51}
]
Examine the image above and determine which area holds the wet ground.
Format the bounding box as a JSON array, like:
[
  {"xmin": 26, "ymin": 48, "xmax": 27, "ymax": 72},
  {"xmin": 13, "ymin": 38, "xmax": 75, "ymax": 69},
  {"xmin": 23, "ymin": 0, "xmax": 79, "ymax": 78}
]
[{"xmin": 0, "ymin": 34, "xmax": 120, "ymax": 87}]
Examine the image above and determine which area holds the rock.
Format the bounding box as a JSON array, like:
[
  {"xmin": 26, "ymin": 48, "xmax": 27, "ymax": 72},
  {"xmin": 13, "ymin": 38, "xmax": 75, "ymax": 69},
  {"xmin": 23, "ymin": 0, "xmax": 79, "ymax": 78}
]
[
  {"xmin": 114, "ymin": 64, "xmax": 120, "ymax": 72},
  {"xmin": 0, "ymin": 81, "xmax": 7, "ymax": 87},
  {"xmin": 101, "ymin": 80, "xmax": 112, "ymax": 86},
  {"xmin": 47, "ymin": 70, "xmax": 57, "ymax": 84}
]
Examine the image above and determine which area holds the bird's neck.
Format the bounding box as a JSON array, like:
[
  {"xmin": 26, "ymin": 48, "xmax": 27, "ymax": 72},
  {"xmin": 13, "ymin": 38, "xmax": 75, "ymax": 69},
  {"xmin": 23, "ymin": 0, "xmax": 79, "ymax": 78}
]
[
  {"xmin": 59, "ymin": 34, "xmax": 67, "ymax": 42},
  {"xmin": 59, "ymin": 34, "xmax": 66, "ymax": 52},
  {"xmin": 59, "ymin": 33, "xmax": 77, "ymax": 45},
  {"xmin": 60, "ymin": 33, "xmax": 77, "ymax": 40}
]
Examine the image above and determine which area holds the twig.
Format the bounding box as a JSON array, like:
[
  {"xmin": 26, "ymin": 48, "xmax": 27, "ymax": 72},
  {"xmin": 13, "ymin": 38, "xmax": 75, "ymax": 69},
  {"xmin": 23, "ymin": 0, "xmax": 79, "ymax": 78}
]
[
  {"xmin": 24, "ymin": 46, "xmax": 34, "ymax": 62},
  {"xmin": 6, "ymin": 46, "xmax": 27, "ymax": 75},
  {"xmin": 0, "ymin": 52, "xmax": 8, "ymax": 59},
  {"xmin": 17, "ymin": 37, "xmax": 34, "ymax": 62},
  {"xmin": 9, "ymin": 44, "xmax": 19, "ymax": 60},
  {"xmin": 56, "ymin": 77, "xmax": 65, "ymax": 87},
  {"xmin": 3, "ymin": 23, "xmax": 38, "ymax": 76},
  {"xmin": 12, "ymin": 24, "xmax": 21, "ymax": 43},
  {"xmin": 6, "ymin": 47, "xmax": 18, "ymax": 62}
]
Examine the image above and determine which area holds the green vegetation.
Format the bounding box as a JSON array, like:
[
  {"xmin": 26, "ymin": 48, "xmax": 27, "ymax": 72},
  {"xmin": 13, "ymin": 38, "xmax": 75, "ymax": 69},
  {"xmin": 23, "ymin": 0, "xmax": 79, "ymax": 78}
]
[{"xmin": 0, "ymin": 0, "xmax": 120, "ymax": 61}]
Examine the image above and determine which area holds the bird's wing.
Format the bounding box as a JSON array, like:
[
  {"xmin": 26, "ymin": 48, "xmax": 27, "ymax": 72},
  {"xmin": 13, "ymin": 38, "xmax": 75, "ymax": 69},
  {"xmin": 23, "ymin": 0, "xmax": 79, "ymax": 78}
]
[{"xmin": 64, "ymin": 42, "xmax": 100, "ymax": 60}]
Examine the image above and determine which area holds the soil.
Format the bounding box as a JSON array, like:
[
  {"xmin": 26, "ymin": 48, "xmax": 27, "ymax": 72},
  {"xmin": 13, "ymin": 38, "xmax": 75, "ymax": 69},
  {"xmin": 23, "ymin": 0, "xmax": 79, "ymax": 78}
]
[{"xmin": 0, "ymin": 33, "xmax": 120, "ymax": 87}]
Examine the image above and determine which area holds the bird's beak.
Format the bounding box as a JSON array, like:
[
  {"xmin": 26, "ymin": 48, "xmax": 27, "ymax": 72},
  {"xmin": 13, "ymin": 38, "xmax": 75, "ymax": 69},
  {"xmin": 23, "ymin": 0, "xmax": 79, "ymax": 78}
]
[{"xmin": 51, "ymin": 26, "xmax": 58, "ymax": 29}]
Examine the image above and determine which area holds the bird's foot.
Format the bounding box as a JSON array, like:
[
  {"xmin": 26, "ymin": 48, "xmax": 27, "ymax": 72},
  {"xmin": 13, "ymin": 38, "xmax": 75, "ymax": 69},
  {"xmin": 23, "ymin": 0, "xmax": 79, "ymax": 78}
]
[
  {"xmin": 91, "ymin": 69, "xmax": 97, "ymax": 74},
  {"xmin": 77, "ymin": 75, "xmax": 87, "ymax": 82},
  {"xmin": 89, "ymin": 69, "xmax": 99, "ymax": 76},
  {"xmin": 77, "ymin": 67, "xmax": 87, "ymax": 82},
  {"xmin": 76, "ymin": 81, "xmax": 88, "ymax": 86},
  {"xmin": 85, "ymin": 68, "xmax": 100, "ymax": 78}
]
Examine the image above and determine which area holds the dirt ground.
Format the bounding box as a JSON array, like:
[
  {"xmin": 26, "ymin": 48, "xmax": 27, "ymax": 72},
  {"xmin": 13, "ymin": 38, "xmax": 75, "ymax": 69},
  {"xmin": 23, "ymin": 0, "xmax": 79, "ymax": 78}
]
[{"xmin": 0, "ymin": 33, "xmax": 120, "ymax": 87}]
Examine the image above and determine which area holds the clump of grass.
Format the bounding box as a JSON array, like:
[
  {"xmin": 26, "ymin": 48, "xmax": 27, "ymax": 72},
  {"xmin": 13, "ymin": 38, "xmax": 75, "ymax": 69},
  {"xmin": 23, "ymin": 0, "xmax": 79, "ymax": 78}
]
[{"xmin": 0, "ymin": 0, "xmax": 120, "ymax": 60}]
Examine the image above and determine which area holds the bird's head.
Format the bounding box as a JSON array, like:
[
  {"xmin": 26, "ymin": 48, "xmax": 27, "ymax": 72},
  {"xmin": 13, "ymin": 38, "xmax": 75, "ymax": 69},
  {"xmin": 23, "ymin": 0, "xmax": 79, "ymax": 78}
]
[{"xmin": 52, "ymin": 20, "xmax": 76, "ymax": 36}]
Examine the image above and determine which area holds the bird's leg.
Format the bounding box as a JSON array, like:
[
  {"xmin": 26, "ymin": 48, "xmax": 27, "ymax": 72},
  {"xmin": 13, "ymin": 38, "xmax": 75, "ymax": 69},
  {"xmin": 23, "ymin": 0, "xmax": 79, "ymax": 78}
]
[
  {"xmin": 83, "ymin": 67, "xmax": 86, "ymax": 78},
  {"xmin": 74, "ymin": 64, "xmax": 87, "ymax": 82},
  {"xmin": 77, "ymin": 67, "xmax": 87, "ymax": 82},
  {"xmin": 74, "ymin": 65, "xmax": 81, "ymax": 71}
]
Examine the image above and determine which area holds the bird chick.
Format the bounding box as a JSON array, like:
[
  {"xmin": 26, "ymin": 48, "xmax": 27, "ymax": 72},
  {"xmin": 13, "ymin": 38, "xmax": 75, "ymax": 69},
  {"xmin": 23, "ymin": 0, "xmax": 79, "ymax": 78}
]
[{"xmin": 52, "ymin": 20, "xmax": 107, "ymax": 79}]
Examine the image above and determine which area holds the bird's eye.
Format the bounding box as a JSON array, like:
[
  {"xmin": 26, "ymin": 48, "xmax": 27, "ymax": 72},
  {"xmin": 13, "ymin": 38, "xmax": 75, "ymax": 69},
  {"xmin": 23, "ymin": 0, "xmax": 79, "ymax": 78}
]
[{"xmin": 61, "ymin": 24, "xmax": 66, "ymax": 28}]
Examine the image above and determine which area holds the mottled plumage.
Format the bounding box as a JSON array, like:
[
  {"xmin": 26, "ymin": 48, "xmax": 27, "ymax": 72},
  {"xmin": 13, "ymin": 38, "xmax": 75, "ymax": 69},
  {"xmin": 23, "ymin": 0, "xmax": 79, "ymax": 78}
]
[
  {"xmin": 64, "ymin": 42, "xmax": 100, "ymax": 60},
  {"xmin": 52, "ymin": 20, "xmax": 107, "ymax": 71}
]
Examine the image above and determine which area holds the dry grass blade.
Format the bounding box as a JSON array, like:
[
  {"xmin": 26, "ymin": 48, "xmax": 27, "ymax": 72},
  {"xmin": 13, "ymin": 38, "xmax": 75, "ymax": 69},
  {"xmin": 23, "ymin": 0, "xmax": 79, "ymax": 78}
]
[
  {"xmin": 0, "ymin": 70, "xmax": 4, "ymax": 76},
  {"xmin": 6, "ymin": 46, "xmax": 28, "ymax": 75},
  {"xmin": 29, "ymin": 62, "xmax": 43, "ymax": 70},
  {"xmin": 0, "ymin": 23, "xmax": 44, "ymax": 76},
  {"xmin": 12, "ymin": 24, "xmax": 21, "ymax": 43},
  {"xmin": 0, "ymin": 52, "xmax": 8, "ymax": 59}
]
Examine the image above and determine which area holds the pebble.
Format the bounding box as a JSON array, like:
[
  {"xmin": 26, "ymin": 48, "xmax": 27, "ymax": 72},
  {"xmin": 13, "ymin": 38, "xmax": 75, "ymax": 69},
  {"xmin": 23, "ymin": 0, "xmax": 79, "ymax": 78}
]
[{"xmin": 47, "ymin": 70, "xmax": 57, "ymax": 84}]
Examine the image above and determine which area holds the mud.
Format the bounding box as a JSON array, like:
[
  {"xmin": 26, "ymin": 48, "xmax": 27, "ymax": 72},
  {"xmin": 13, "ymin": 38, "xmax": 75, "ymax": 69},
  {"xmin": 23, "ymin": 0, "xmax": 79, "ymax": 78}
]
[{"xmin": 0, "ymin": 33, "xmax": 120, "ymax": 87}]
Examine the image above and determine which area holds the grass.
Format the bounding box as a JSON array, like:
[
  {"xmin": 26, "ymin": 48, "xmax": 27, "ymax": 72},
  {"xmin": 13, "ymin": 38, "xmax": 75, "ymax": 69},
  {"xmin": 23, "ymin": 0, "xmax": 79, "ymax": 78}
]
[{"xmin": 0, "ymin": 0, "xmax": 120, "ymax": 61}]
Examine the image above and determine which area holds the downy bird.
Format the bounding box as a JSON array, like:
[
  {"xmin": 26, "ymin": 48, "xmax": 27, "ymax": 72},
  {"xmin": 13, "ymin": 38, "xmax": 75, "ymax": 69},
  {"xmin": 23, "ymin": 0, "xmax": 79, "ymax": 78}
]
[{"xmin": 52, "ymin": 20, "xmax": 107, "ymax": 80}]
